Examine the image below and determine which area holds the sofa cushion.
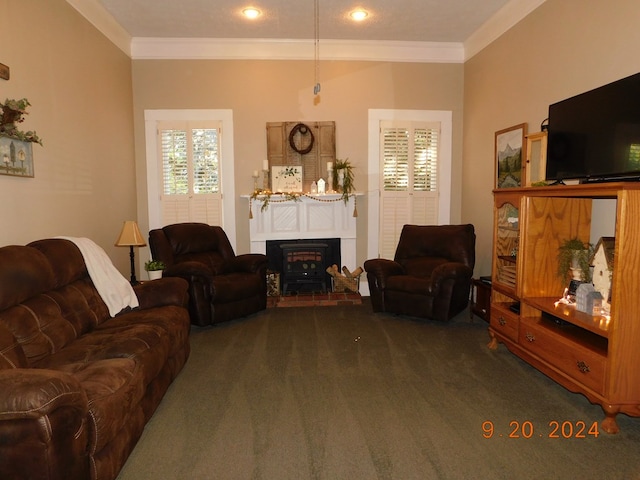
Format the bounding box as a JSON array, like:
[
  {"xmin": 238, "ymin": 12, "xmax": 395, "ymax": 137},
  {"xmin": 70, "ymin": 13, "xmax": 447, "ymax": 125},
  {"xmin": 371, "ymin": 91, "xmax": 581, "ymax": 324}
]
[
  {"xmin": 54, "ymin": 357, "xmax": 144, "ymax": 454},
  {"xmin": 0, "ymin": 324, "xmax": 27, "ymax": 369},
  {"xmin": 401, "ymin": 257, "xmax": 449, "ymax": 278},
  {"xmin": 0, "ymin": 246, "xmax": 54, "ymax": 311},
  {"xmin": 35, "ymin": 321, "xmax": 171, "ymax": 389}
]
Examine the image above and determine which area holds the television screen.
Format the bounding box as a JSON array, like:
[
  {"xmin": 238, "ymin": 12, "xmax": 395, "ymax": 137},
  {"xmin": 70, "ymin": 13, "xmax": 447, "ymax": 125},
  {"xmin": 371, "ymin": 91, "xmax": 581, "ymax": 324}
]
[{"xmin": 546, "ymin": 72, "xmax": 640, "ymax": 183}]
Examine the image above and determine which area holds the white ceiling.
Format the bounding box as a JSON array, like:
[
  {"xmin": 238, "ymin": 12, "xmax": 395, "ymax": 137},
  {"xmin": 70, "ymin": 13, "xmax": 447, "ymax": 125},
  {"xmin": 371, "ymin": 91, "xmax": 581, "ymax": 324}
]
[
  {"xmin": 96, "ymin": 0, "xmax": 510, "ymax": 43},
  {"xmin": 68, "ymin": 0, "xmax": 547, "ymax": 60}
]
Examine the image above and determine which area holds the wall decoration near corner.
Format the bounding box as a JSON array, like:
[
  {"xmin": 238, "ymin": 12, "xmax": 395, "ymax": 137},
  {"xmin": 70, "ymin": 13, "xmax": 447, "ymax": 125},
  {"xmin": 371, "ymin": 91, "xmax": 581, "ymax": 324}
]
[
  {"xmin": 0, "ymin": 137, "xmax": 33, "ymax": 177},
  {"xmin": 0, "ymin": 63, "xmax": 9, "ymax": 80},
  {"xmin": 0, "ymin": 98, "xmax": 43, "ymax": 178},
  {"xmin": 495, "ymin": 123, "xmax": 527, "ymax": 189}
]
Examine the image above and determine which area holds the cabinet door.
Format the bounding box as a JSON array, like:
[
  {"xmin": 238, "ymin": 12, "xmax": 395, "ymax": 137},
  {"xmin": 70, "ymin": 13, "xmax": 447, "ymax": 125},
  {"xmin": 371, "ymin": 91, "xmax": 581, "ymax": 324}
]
[{"xmin": 493, "ymin": 194, "xmax": 521, "ymax": 296}]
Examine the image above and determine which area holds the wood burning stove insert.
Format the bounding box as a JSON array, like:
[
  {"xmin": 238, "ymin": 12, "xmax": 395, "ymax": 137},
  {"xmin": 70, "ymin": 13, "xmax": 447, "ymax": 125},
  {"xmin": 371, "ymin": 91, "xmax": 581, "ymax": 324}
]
[{"xmin": 280, "ymin": 242, "xmax": 328, "ymax": 294}]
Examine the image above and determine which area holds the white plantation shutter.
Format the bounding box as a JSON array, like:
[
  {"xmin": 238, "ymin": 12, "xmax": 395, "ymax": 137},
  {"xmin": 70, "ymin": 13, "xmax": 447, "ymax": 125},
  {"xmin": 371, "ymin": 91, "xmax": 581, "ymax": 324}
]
[
  {"xmin": 379, "ymin": 120, "xmax": 440, "ymax": 259},
  {"xmin": 158, "ymin": 121, "xmax": 222, "ymax": 225}
]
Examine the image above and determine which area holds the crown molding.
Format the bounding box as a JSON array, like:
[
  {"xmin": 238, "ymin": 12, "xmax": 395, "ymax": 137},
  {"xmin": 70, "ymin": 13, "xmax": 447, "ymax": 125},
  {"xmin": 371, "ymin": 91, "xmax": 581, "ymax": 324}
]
[
  {"xmin": 130, "ymin": 38, "xmax": 465, "ymax": 63},
  {"xmin": 464, "ymin": 0, "xmax": 547, "ymax": 60},
  {"xmin": 66, "ymin": 0, "xmax": 131, "ymax": 55},
  {"xmin": 67, "ymin": 0, "xmax": 545, "ymax": 63}
]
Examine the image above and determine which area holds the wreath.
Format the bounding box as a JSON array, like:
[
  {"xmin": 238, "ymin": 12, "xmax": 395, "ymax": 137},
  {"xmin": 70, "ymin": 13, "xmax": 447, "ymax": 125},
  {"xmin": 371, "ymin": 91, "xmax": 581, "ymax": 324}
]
[{"xmin": 288, "ymin": 123, "xmax": 315, "ymax": 155}]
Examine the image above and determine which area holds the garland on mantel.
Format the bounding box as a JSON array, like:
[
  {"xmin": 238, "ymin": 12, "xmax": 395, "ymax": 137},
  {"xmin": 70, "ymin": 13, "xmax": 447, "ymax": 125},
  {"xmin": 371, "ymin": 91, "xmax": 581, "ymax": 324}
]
[{"xmin": 249, "ymin": 190, "xmax": 358, "ymax": 218}]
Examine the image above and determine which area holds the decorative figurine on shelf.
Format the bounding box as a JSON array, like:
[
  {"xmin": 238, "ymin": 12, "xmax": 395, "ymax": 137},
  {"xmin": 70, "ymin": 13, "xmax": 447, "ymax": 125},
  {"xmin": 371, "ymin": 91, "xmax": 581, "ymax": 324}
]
[
  {"xmin": 317, "ymin": 178, "xmax": 326, "ymax": 194},
  {"xmin": 590, "ymin": 237, "xmax": 614, "ymax": 309}
]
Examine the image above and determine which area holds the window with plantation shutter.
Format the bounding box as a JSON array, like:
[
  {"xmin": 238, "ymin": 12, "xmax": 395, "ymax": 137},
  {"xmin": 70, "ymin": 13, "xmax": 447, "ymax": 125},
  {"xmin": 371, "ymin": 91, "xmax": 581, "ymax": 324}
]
[
  {"xmin": 158, "ymin": 121, "xmax": 222, "ymax": 226},
  {"xmin": 379, "ymin": 120, "xmax": 440, "ymax": 260}
]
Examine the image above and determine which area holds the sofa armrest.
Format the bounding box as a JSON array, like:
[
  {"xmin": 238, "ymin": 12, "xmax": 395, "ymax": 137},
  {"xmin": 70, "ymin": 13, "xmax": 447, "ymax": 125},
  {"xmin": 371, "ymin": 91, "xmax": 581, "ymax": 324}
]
[
  {"xmin": 134, "ymin": 277, "xmax": 189, "ymax": 309},
  {"xmin": 227, "ymin": 253, "xmax": 268, "ymax": 274},
  {"xmin": 0, "ymin": 369, "xmax": 90, "ymax": 480},
  {"xmin": 0, "ymin": 369, "xmax": 88, "ymax": 419},
  {"xmin": 429, "ymin": 262, "xmax": 473, "ymax": 291}
]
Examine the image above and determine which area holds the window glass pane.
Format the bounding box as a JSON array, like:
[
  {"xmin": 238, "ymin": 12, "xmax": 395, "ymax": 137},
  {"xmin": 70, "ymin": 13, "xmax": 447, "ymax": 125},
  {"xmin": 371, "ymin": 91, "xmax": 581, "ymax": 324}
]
[
  {"xmin": 383, "ymin": 128, "xmax": 409, "ymax": 191},
  {"xmin": 413, "ymin": 128, "xmax": 438, "ymax": 192},
  {"xmin": 161, "ymin": 130, "xmax": 188, "ymax": 195},
  {"xmin": 192, "ymin": 128, "xmax": 219, "ymax": 193}
]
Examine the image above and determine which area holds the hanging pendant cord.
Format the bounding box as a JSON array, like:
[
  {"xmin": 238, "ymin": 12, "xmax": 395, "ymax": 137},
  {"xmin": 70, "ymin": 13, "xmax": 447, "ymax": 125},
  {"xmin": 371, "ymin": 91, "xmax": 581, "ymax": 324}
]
[{"xmin": 314, "ymin": 0, "xmax": 321, "ymax": 96}]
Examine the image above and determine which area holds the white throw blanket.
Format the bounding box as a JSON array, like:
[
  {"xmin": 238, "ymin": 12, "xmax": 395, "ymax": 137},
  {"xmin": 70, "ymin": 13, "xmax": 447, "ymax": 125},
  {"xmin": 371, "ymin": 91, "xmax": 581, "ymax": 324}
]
[{"xmin": 57, "ymin": 236, "xmax": 139, "ymax": 317}]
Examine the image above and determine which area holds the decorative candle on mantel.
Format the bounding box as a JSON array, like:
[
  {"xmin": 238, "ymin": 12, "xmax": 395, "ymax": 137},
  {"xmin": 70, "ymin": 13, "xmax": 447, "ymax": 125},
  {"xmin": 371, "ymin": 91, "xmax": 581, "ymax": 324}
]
[
  {"xmin": 327, "ymin": 162, "xmax": 333, "ymax": 172},
  {"xmin": 262, "ymin": 160, "xmax": 270, "ymax": 190}
]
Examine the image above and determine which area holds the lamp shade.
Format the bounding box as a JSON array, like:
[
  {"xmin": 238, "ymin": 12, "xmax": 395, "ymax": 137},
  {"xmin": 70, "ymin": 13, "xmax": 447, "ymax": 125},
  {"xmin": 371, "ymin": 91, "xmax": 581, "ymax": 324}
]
[{"xmin": 115, "ymin": 221, "xmax": 146, "ymax": 247}]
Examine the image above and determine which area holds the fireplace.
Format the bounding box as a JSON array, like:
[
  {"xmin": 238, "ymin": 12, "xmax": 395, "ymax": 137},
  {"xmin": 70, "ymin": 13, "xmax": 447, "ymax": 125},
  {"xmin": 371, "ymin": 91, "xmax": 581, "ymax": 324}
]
[
  {"xmin": 247, "ymin": 194, "xmax": 365, "ymax": 294},
  {"xmin": 267, "ymin": 238, "xmax": 340, "ymax": 294}
]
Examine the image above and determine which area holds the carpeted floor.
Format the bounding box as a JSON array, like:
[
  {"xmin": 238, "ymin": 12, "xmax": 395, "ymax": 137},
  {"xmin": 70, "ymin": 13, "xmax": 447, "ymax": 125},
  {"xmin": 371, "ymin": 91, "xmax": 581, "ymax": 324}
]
[{"xmin": 117, "ymin": 299, "xmax": 640, "ymax": 480}]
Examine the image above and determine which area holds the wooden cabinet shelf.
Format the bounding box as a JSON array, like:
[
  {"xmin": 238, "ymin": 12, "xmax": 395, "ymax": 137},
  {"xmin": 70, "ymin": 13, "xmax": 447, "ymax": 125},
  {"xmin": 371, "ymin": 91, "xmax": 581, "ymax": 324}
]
[
  {"xmin": 525, "ymin": 297, "xmax": 611, "ymax": 338},
  {"xmin": 489, "ymin": 182, "xmax": 640, "ymax": 434}
]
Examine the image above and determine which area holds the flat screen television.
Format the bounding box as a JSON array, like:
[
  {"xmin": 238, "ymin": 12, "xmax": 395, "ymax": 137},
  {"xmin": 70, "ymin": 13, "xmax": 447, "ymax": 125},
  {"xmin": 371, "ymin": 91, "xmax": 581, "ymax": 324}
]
[{"xmin": 546, "ymin": 72, "xmax": 640, "ymax": 183}]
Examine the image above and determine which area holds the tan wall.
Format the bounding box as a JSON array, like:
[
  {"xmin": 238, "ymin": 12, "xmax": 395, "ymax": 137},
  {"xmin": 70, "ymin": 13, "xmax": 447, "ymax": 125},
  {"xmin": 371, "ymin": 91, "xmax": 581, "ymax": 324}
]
[
  {"xmin": 132, "ymin": 60, "xmax": 464, "ymax": 265},
  {"xmin": 0, "ymin": 0, "xmax": 135, "ymax": 274},
  {"xmin": 463, "ymin": 0, "xmax": 640, "ymax": 275}
]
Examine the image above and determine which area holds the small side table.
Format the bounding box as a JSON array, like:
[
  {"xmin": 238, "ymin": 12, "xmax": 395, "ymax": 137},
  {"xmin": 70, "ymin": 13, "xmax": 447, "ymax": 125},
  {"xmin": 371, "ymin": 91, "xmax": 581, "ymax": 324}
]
[{"xmin": 470, "ymin": 277, "xmax": 491, "ymax": 322}]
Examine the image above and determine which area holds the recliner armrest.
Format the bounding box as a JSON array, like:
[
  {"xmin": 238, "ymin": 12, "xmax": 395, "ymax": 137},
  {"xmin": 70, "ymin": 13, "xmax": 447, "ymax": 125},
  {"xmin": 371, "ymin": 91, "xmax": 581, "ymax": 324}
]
[
  {"xmin": 226, "ymin": 254, "xmax": 268, "ymax": 274},
  {"xmin": 364, "ymin": 258, "xmax": 405, "ymax": 285},
  {"xmin": 429, "ymin": 262, "xmax": 473, "ymax": 291},
  {"xmin": 163, "ymin": 261, "xmax": 215, "ymax": 280}
]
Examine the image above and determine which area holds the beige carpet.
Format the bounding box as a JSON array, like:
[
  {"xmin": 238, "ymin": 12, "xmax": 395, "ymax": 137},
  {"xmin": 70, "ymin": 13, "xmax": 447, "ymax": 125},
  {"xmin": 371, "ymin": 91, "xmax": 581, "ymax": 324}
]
[{"xmin": 117, "ymin": 299, "xmax": 640, "ymax": 479}]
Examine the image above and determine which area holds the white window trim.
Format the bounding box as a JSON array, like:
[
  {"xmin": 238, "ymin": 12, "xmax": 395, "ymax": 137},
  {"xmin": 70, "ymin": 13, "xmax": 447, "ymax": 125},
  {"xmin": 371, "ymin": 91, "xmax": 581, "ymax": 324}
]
[
  {"xmin": 144, "ymin": 109, "xmax": 237, "ymax": 250},
  {"xmin": 367, "ymin": 109, "xmax": 452, "ymax": 260}
]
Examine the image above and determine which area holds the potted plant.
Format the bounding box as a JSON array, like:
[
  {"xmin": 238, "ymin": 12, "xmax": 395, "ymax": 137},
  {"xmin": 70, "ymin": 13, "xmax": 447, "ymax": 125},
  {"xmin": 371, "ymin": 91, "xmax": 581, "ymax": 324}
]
[
  {"xmin": 557, "ymin": 237, "xmax": 594, "ymax": 283},
  {"xmin": 144, "ymin": 259, "xmax": 166, "ymax": 280}
]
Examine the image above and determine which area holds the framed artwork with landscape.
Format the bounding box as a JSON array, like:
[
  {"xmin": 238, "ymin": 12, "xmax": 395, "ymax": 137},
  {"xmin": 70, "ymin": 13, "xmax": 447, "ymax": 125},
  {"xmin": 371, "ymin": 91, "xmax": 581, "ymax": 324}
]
[{"xmin": 495, "ymin": 123, "xmax": 527, "ymax": 189}]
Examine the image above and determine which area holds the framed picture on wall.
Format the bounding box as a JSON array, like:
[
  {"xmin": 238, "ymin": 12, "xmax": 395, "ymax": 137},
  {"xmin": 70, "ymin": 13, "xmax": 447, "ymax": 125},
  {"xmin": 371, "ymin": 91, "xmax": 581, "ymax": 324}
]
[
  {"xmin": 495, "ymin": 123, "xmax": 527, "ymax": 188},
  {"xmin": 0, "ymin": 136, "xmax": 34, "ymax": 178}
]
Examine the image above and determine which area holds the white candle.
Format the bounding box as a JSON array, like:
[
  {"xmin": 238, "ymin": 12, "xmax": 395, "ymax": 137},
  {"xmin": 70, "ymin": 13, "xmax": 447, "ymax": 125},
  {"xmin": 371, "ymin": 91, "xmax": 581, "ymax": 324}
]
[
  {"xmin": 327, "ymin": 162, "xmax": 333, "ymax": 171},
  {"xmin": 253, "ymin": 170, "xmax": 259, "ymax": 177},
  {"xmin": 263, "ymin": 160, "xmax": 269, "ymax": 171}
]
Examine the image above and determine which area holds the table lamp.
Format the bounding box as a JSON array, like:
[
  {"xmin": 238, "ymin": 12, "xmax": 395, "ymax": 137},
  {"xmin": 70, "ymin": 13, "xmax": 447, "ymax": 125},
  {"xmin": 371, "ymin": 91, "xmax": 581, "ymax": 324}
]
[{"xmin": 115, "ymin": 220, "xmax": 146, "ymax": 284}]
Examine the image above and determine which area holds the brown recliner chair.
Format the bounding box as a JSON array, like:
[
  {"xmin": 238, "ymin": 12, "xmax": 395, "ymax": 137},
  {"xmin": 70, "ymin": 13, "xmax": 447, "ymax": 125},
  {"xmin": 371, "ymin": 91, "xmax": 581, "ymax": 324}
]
[
  {"xmin": 149, "ymin": 223, "xmax": 268, "ymax": 326},
  {"xmin": 364, "ymin": 224, "xmax": 475, "ymax": 321}
]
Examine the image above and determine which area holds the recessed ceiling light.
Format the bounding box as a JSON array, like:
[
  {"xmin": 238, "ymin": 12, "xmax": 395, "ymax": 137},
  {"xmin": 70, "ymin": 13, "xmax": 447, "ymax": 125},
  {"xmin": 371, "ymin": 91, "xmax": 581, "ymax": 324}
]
[
  {"xmin": 349, "ymin": 9, "xmax": 369, "ymax": 21},
  {"xmin": 242, "ymin": 7, "xmax": 261, "ymax": 19}
]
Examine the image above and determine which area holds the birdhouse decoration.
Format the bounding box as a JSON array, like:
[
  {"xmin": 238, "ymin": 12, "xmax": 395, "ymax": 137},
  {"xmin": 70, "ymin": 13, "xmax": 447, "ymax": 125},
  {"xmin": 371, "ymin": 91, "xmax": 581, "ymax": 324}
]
[
  {"xmin": 575, "ymin": 283, "xmax": 603, "ymax": 315},
  {"xmin": 590, "ymin": 237, "xmax": 615, "ymax": 309}
]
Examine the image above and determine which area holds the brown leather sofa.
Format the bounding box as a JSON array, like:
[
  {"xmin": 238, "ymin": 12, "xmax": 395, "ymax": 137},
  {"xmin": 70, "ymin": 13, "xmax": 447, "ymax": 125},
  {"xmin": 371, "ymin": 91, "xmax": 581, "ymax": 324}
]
[
  {"xmin": 0, "ymin": 238, "xmax": 191, "ymax": 480},
  {"xmin": 149, "ymin": 223, "xmax": 268, "ymax": 326},
  {"xmin": 364, "ymin": 224, "xmax": 476, "ymax": 321}
]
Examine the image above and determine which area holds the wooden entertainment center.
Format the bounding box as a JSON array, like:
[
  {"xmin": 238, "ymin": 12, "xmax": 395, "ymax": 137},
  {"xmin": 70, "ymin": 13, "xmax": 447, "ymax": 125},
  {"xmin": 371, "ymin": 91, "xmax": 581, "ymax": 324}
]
[{"xmin": 489, "ymin": 182, "xmax": 640, "ymax": 434}]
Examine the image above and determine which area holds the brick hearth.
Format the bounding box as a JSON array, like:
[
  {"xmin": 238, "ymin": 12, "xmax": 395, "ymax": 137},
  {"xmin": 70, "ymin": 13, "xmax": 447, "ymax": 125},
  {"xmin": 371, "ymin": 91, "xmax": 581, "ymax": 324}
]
[{"xmin": 268, "ymin": 292, "xmax": 362, "ymax": 308}]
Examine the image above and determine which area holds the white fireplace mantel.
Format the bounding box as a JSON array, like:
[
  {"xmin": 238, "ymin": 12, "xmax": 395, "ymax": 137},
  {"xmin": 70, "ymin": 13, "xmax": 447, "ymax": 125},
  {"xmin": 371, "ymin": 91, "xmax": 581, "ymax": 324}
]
[{"xmin": 244, "ymin": 193, "xmax": 364, "ymax": 291}]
